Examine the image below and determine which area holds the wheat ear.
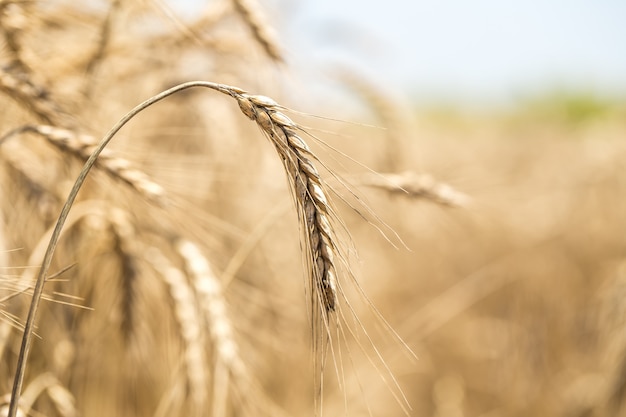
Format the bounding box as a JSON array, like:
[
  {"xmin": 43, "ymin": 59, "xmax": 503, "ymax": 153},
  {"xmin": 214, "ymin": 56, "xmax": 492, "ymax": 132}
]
[
  {"xmin": 0, "ymin": 2, "xmax": 31, "ymax": 72},
  {"xmin": 233, "ymin": 92, "xmax": 339, "ymax": 314},
  {"xmin": 107, "ymin": 209, "xmax": 140, "ymax": 340},
  {"xmin": 0, "ymin": 67, "xmax": 70, "ymax": 126},
  {"xmin": 18, "ymin": 373, "xmax": 77, "ymax": 417},
  {"xmin": 144, "ymin": 245, "xmax": 208, "ymax": 413},
  {"xmin": 231, "ymin": 0, "xmax": 283, "ymax": 62},
  {"xmin": 0, "ymin": 125, "xmax": 166, "ymax": 206},
  {"xmin": 360, "ymin": 171, "xmax": 471, "ymax": 208}
]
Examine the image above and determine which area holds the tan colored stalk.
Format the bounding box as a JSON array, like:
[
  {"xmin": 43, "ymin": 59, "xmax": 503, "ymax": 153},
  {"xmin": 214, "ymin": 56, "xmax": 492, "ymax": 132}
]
[{"xmin": 231, "ymin": 0, "xmax": 283, "ymax": 62}]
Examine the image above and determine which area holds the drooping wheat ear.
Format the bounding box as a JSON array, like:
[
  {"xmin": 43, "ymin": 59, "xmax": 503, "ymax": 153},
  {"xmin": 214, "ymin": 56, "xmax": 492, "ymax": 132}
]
[
  {"xmin": 144, "ymin": 245, "xmax": 208, "ymax": 414},
  {"xmin": 0, "ymin": 67, "xmax": 71, "ymax": 126},
  {"xmin": 360, "ymin": 171, "xmax": 471, "ymax": 208},
  {"xmin": 0, "ymin": 125, "xmax": 166, "ymax": 206},
  {"xmin": 231, "ymin": 0, "xmax": 284, "ymax": 62},
  {"xmin": 233, "ymin": 92, "xmax": 339, "ymax": 314}
]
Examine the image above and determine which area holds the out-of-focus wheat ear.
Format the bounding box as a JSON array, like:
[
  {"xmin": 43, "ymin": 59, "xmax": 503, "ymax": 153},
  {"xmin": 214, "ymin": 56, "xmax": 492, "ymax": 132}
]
[
  {"xmin": 0, "ymin": 142, "xmax": 63, "ymax": 222},
  {"xmin": 174, "ymin": 238, "xmax": 248, "ymax": 415},
  {"xmin": 335, "ymin": 68, "xmax": 414, "ymax": 170},
  {"xmin": 233, "ymin": 92, "xmax": 339, "ymax": 316},
  {"xmin": 360, "ymin": 171, "xmax": 471, "ymax": 208},
  {"xmin": 231, "ymin": 0, "xmax": 284, "ymax": 62},
  {"xmin": 18, "ymin": 373, "xmax": 77, "ymax": 417},
  {"xmin": 0, "ymin": 394, "xmax": 26, "ymax": 417},
  {"xmin": 0, "ymin": 67, "xmax": 71, "ymax": 126},
  {"xmin": 107, "ymin": 209, "xmax": 140, "ymax": 341},
  {"xmin": 144, "ymin": 245, "xmax": 208, "ymax": 415},
  {"xmin": 44, "ymin": 380, "xmax": 78, "ymax": 417},
  {"xmin": 594, "ymin": 268, "xmax": 626, "ymax": 415},
  {"xmin": 83, "ymin": 0, "xmax": 120, "ymax": 96},
  {"xmin": 0, "ymin": 2, "xmax": 32, "ymax": 72},
  {"xmin": 1, "ymin": 125, "xmax": 167, "ymax": 206}
]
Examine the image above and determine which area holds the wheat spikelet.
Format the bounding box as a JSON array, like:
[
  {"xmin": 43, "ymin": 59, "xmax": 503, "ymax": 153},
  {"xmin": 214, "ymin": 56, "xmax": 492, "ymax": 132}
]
[
  {"xmin": 107, "ymin": 209, "xmax": 140, "ymax": 340},
  {"xmin": 0, "ymin": 2, "xmax": 30, "ymax": 72},
  {"xmin": 1, "ymin": 125, "xmax": 166, "ymax": 206},
  {"xmin": 0, "ymin": 67, "xmax": 70, "ymax": 126},
  {"xmin": 43, "ymin": 380, "xmax": 77, "ymax": 417},
  {"xmin": 144, "ymin": 245, "xmax": 208, "ymax": 414},
  {"xmin": 0, "ymin": 142, "xmax": 63, "ymax": 221},
  {"xmin": 360, "ymin": 171, "xmax": 471, "ymax": 207},
  {"xmin": 231, "ymin": 0, "xmax": 283, "ymax": 62},
  {"xmin": 174, "ymin": 239, "xmax": 243, "ymax": 374},
  {"xmin": 232, "ymin": 92, "xmax": 339, "ymax": 314},
  {"xmin": 82, "ymin": 0, "xmax": 120, "ymax": 96},
  {"xmin": 18, "ymin": 373, "xmax": 77, "ymax": 417}
]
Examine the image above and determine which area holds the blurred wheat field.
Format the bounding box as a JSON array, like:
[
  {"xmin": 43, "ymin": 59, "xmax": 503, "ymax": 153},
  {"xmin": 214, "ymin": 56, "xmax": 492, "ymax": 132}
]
[{"xmin": 1, "ymin": 1, "xmax": 626, "ymax": 417}]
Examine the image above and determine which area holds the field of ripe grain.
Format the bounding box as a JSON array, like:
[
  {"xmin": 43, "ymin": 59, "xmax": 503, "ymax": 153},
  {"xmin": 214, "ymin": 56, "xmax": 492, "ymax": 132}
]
[{"xmin": 1, "ymin": 2, "xmax": 626, "ymax": 417}]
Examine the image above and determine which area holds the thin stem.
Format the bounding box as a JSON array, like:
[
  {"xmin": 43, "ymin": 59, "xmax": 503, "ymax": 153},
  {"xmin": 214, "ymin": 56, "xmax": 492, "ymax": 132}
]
[{"xmin": 7, "ymin": 80, "xmax": 234, "ymax": 417}]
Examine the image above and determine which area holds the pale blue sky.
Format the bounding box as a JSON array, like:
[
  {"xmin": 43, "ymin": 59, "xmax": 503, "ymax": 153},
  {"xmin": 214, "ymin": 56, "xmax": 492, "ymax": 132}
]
[{"xmin": 282, "ymin": 0, "xmax": 626, "ymax": 105}]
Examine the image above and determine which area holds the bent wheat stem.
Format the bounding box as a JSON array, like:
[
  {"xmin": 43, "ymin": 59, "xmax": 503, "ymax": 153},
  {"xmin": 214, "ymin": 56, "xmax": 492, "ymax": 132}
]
[{"xmin": 8, "ymin": 80, "xmax": 342, "ymax": 416}]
